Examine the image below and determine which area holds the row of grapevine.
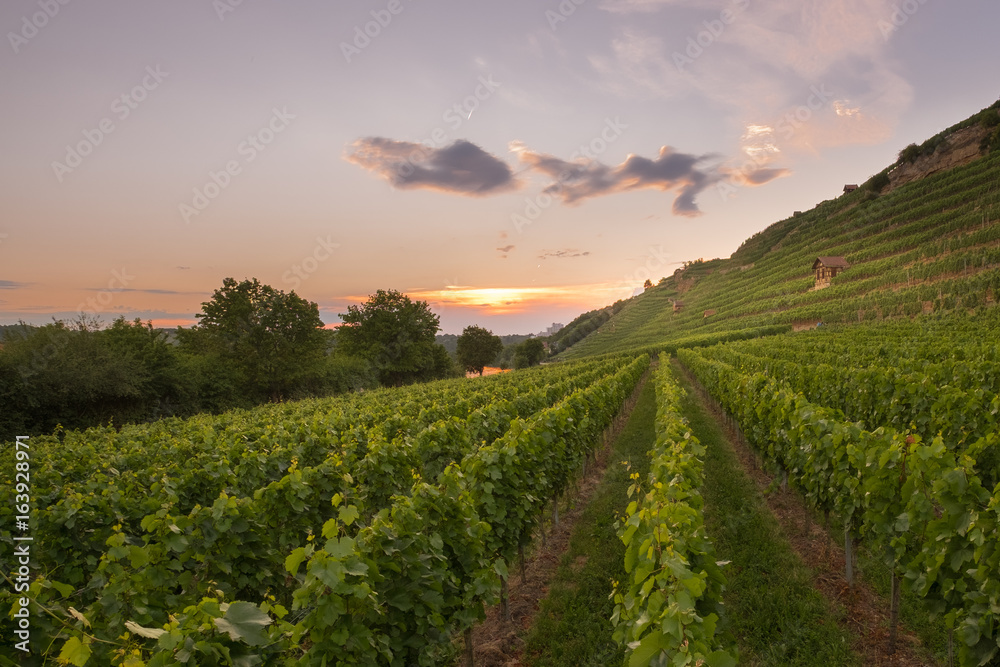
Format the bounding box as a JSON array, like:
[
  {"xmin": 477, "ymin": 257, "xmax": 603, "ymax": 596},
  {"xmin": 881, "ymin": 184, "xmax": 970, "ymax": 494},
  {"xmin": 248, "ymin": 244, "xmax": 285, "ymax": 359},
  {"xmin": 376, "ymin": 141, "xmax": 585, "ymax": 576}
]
[
  {"xmin": 612, "ymin": 364, "xmax": 735, "ymax": 667},
  {"xmin": 695, "ymin": 342, "xmax": 1000, "ymax": 464},
  {"xmin": 0, "ymin": 357, "xmax": 622, "ymax": 592},
  {"xmin": 2, "ymin": 355, "xmax": 650, "ymax": 665},
  {"xmin": 678, "ymin": 349, "xmax": 1000, "ymax": 666},
  {"xmin": 690, "ymin": 315, "xmax": 1000, "ymax": 490}
]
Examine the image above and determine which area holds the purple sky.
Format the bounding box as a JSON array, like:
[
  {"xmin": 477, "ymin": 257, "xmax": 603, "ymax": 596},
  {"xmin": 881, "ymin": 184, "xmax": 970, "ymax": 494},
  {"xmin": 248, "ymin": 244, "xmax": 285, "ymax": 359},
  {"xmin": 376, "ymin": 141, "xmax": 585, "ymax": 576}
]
[{"xmin": 2, "ymin": 0, "xmax": 998, "ymax": 334}]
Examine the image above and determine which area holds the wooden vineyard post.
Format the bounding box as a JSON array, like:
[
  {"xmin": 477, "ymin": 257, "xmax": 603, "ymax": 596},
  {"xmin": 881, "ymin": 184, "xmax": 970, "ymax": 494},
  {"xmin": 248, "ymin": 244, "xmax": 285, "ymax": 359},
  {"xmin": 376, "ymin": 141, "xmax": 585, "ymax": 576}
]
[
  {"xmin": 465, "ymin": 628, "xmax": 474, "ymax": 667},
  {"xmin": 888, "ymin": 569, "xmax": 900, "ymax": 654},
  {"xmin": 844, "ymin": 526, "xmax": 854, "ymax": 587},
  {"xmin": 519, "ymin": 544, "xmax": 526, "ymax": 585},
  {"xmin": 553, "ymin": 497, "xmax": 559, "ymax": 528},
  {"xmin": 500, "ymin": 576, "xmax": 510, "ymax": 622}
]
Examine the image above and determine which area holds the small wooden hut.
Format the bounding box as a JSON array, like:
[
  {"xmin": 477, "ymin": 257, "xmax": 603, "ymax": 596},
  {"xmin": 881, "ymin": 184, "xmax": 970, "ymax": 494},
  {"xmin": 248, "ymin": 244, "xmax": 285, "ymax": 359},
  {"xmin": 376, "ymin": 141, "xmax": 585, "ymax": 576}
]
[{"xmin": 812, "ymin": 256, "xmax": 850, "ymax": 289}]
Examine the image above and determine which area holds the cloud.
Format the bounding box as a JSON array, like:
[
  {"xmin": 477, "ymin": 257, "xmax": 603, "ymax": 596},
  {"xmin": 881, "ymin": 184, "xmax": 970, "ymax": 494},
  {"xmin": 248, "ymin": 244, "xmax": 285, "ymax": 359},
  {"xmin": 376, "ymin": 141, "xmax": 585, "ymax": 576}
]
[
  {"xmin": 734, "ymin": 166, "xmax": 791, "ymax": 186},
  {"xmin": 600, "ymin": 0, "xmax": 682, "ymax": 13},
  {"xmin": 346, "ymin": 137, "xmax": 519, "ymax": 196},
  {"xmin": 588, "ymin": 0, "xmax": 913, "ymax": 152},
  {"xmin": 84, "ymin": 287, "xmax": 208, "ymax": 296},
  {"xmin": 539, "ymin": 249, "xmax": 591, "ymax": 259},
  {"xmin": 497, "ymin": 244, "xmax": 515, "ymax": 259},
  {"xmin": 512, "ymin": 143, "xmax": 724, "ymax": 216},
  {"xmin": 0, "ymin": 309, "xmax": 199, "ymax": 327},
  {"xmin": 0, "ymin": 280, "xmax": 26, "ymax": 289}
]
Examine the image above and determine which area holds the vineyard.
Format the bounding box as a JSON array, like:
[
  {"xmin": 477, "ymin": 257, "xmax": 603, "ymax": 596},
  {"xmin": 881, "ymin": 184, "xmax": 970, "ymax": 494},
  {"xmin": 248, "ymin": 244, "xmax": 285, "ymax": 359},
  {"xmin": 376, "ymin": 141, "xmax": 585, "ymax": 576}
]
[
  {"xmin": 1, "ymin": 355, "xmax": 650, "ymax": 665},
  {"xmin": 677, "ymin": 309, "xmax": 1000, "ymax": 666},
  {"xmin": 6, "ymin": 102, "xmax": 1000, "ymax": 666},
  {"xmin": 559, "ymin": 102, "xmax": 1000, "ymax": 360}
]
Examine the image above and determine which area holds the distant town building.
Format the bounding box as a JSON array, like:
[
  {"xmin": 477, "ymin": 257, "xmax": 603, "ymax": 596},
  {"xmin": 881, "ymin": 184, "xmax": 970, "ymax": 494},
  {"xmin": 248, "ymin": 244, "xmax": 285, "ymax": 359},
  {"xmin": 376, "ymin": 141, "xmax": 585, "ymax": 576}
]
[
  {"xmin": 540, "ymin": 322, "xmax": 564, "ymax": 336},
  {"xmin": 703, "ymin": 309, "xmax": 716, "ymax": 318},
  {"xmin": 843, "ymin": 184, "xmax": 859, "ymax": 194},
  {"xmin": 812, "ymin": 256, "xmax": 850, "ymax": 289},
  {"xmin": 672, "ymin": 299, "xmax": 684, "ymax": 313}
]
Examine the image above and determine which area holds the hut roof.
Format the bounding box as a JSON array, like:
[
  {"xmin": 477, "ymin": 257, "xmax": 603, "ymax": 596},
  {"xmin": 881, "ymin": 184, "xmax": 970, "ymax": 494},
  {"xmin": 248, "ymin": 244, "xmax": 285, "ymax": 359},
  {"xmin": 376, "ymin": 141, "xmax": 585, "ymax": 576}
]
[{"xmin": 813, "ymin": 256, "xmax": 850, "ymax": 270}]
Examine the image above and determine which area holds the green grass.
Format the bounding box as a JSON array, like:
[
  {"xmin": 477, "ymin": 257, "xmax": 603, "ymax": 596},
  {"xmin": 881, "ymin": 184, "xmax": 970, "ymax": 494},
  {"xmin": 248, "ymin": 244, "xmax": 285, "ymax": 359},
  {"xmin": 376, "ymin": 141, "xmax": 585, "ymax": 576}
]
[
  {"xmin": 671, "ymin": 361, "xmax": 860, "ymax": 666},
  {"xmin": 521, "ymin": 376, "xmax": 659, "ymax": 667}
]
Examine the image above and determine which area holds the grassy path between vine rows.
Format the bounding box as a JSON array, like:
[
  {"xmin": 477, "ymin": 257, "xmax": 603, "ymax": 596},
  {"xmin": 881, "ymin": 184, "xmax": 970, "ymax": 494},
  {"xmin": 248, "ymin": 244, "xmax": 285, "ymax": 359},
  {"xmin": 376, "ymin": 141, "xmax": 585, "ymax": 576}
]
[
  {"xmin": 477, "ymin": 370, "xmax": 659, "ymax": 666},
  {"xmin": 510, "ymin": 360, "xmax": 864, "ymax": 667},
  {"xmin": 480, "ymin": 356, "xmax": 941, "ymax": 667},
  {"xmin": 673, "ymin": 359, "xmax": 940, "ymax": 667},
  {"xmin": 464, "ymin": 364, "xmax": 655, "ymax": 666}
]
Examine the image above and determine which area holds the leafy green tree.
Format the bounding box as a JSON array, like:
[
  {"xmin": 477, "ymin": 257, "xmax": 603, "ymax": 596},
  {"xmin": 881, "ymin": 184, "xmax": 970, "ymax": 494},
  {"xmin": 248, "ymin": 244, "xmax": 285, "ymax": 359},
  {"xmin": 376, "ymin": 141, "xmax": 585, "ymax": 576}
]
[
  {"xmin": 336, "ymin": 289, "xmax": 444, "ymax": 386},
  {"xmin": 179, "ymin": 277, "xmax": 329, "ymax": 401},
  {"xmin": 421, "ymin": 342, "xmax": 461, "ymax": 381},
  {"xmin": 456, "ymin": 325, "xmax": 504, "ymax": 376},
  {"xmin": 0, "ymin": 317, "xmax": 147, "ymax": 437},
  {"xmin": 102, "ymin": 317, "xmax": 192, "ymax": 418},
  {"xmin": 513, "ymin": 338, "xmax": 546, "ymax": 369}
]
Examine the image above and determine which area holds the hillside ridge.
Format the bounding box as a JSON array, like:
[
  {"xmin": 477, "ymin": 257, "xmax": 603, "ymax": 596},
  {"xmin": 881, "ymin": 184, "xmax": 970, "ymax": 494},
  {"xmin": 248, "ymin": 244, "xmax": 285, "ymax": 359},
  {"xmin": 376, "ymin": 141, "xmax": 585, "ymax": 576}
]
[{"xmin": 556, "ymin": 98, "xmax": 1000, "ymax": 360}]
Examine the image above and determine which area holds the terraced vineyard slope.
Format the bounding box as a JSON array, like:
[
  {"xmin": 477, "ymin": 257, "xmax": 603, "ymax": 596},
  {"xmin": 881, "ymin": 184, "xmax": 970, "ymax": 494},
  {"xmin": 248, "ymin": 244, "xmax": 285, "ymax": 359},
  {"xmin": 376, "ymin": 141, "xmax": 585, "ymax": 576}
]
[{"xmin": 559, "ymin": 100, "xmax": 1000, "ymax": 359}]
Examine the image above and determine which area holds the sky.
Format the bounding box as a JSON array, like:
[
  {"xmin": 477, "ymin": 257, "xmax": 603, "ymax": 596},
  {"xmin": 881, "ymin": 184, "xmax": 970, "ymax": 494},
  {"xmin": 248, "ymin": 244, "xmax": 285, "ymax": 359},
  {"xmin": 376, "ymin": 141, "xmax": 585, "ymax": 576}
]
[{"xmin": 1, "ymin": 0, "xmax": 998, "ymax": 335}]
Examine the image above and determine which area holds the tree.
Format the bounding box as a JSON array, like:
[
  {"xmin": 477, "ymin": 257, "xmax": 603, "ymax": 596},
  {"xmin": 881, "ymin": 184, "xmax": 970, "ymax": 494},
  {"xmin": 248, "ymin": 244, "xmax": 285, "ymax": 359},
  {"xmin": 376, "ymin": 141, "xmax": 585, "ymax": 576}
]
[
  {"xmin": 643, "ymin": 279, "xmax": 653, "ymax": 290},
  {"xmin": 336, "ymin": 289, "xmax": 443, "ymax": 386},
  {"xmin": 103, "ymin": 317, "xmax": 192, "ymax": 417},
  {"xmin": 513, "ymin": 338, "xmax": 546, "ymax": 369},
  {"xmin": 0, "ymin": 317, "xmax": 148, "ymax": 437},
  {"xmin": 179, "ymin": 277, "xmax": 329, "ymax": 401},
  {"xmin": 456, "ymin": 325, "xmax": 504, "ymax": 376}
]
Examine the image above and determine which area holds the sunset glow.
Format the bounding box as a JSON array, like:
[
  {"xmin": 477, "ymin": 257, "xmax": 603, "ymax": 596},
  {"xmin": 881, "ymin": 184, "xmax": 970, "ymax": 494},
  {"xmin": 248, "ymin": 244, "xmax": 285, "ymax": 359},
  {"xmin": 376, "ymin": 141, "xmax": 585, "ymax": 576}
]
[{"xmin": 1, "ymin": 1, "xmax": 997, "ymax": 334}]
